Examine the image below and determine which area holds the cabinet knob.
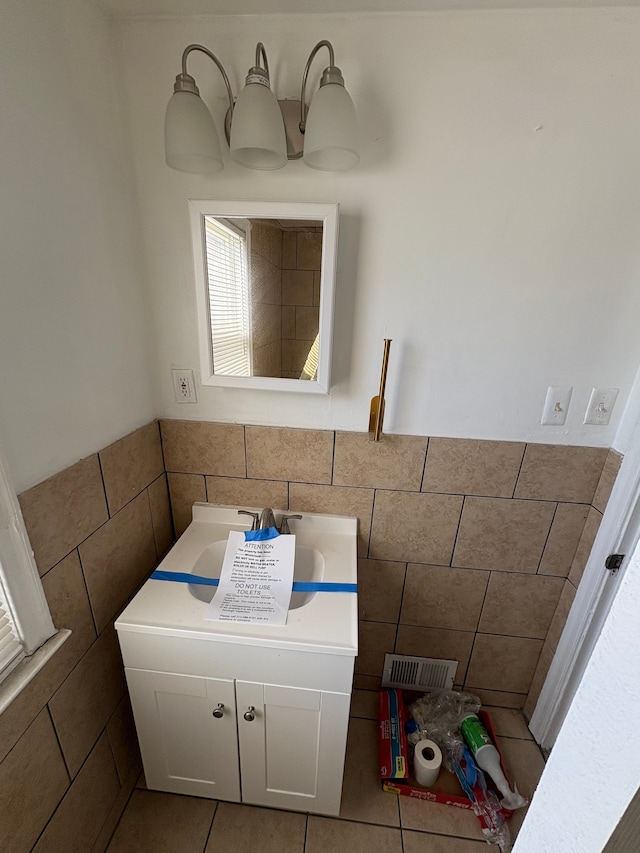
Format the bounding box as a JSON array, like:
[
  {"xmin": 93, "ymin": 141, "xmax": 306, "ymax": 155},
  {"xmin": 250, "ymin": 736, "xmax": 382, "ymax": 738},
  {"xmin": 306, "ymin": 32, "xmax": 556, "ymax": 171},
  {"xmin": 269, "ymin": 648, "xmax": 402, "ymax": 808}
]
[
  {"xmin": 212, "ymin": 703, "xmax": 225, "ymax": 718},
  {"xmin": 244, "ymin": 706, "xmax": 256, "ymax": 722}
]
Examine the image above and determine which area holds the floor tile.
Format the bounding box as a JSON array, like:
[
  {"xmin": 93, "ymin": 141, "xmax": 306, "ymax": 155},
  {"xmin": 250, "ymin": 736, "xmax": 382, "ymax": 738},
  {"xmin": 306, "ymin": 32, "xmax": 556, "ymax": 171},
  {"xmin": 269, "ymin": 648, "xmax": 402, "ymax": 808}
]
[
  {"xmin": 350, "ymin": 689, "xmax": 378, "ymax": 720},
  {"xmin": 399, "ymin": 797, "xmax": 485, "ymax": 841},
  {"xmin": 306, "ymin": 816, "xmax": 403, "ymax": 853},
  {"xmin": 339, "ymin": 718, "xmax": 400, "ymax": 826},
  {"xmin": 403, "ymin": 829, "xmax": 489, "ymax": 852},
  {"xmin": 484, "ymin": 707, "xmax": 533, "ymax": 740},
  {"xmin": 106, "ymin": 789, "xmax": 216, "ymax": 853},
  {"xmin": 495, "ymin": 737, "xmax": 546, "ymax": 802},
  {"xmin": 205, "ymin": 802, "xmax": 306, "ymax": 853}
]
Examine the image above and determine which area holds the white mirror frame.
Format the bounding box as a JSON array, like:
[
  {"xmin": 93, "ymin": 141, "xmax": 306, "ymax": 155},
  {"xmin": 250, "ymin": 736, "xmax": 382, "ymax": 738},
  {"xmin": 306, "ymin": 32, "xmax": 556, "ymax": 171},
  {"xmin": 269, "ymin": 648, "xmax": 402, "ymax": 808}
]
[{"xmin": 189, "ymin": 200, "xmax": 339, "ymax": 394}]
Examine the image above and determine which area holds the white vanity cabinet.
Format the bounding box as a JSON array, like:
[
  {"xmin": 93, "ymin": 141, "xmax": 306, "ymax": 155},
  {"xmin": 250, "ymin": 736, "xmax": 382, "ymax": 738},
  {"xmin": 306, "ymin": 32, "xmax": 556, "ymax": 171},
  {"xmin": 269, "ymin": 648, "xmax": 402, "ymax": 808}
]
[{"xmin": 119, "ymin": 632, "xmax": 355, "ymax": 816}]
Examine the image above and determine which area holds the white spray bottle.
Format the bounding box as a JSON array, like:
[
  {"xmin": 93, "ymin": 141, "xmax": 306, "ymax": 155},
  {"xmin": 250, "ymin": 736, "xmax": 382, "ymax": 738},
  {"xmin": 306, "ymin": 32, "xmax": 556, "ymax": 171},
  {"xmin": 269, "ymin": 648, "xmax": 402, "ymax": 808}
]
[{"xmin": 460, "ymin": 714, "xmax": 527, "ymax": 811}]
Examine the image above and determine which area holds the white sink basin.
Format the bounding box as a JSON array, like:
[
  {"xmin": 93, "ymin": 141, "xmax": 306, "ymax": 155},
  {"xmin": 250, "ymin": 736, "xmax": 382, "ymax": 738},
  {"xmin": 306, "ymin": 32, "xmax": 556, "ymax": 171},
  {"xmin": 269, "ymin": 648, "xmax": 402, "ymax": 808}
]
[
  {"xmin": 189, "ymin": 540, "xmax": 325, "ymax": 609},
  {"xmin": 115, "ymin": 503, "xmax": 358, "ymax": 655}
]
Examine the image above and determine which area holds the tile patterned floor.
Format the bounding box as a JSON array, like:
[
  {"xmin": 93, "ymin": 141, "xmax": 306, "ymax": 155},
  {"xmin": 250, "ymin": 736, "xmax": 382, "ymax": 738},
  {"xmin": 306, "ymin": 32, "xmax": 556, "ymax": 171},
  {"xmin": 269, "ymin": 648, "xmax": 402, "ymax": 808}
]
[{"xmin": 105, "ymin": 697, "xmax": 545, "ymax": 853}]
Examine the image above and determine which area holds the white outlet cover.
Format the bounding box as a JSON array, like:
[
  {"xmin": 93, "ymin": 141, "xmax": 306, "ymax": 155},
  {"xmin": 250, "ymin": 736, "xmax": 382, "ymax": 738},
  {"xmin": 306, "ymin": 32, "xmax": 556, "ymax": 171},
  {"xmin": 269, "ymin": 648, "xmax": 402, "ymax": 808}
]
[
  {"xmin": 584, "ymin": 387, "xmax": 619, "ymax": 425},
  {"xmin": 541, "ymin": 386, "xmax": 573, "ymax": 425},
  {"xmin": 172, "ymin": 369, "xmax": 197, "ymax": 404}
]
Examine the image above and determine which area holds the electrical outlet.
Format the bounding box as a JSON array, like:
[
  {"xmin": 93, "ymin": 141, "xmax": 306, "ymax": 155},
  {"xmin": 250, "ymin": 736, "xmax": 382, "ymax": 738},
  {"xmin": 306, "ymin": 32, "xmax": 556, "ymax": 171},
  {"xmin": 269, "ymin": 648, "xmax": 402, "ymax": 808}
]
[
  {"xmin": 584, "ymin": 387, "xmax": 619, "ymax": 425},
  {"xmin": 541, "ymin": 386, "xmax": 573, "ymax": 425},
  {"xmin": 172, "ymin": 369, "xmax": 197, "ymax": 403}
]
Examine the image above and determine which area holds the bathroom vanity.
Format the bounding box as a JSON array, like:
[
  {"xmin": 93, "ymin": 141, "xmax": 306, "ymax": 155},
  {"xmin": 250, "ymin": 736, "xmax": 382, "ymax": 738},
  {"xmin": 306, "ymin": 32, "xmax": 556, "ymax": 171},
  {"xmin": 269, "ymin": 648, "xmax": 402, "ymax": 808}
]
[{"xmin": 115, "ymin": 504, "xmax": 358, "ymax": 816}]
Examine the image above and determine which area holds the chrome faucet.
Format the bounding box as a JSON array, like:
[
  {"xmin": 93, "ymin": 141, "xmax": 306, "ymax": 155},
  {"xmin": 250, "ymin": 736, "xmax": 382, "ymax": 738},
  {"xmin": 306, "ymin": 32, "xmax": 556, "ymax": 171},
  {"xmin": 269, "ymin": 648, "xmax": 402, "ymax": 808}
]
[{"xmin": 237, "ymin": 508, "xmax": 302, "ymax": 534}]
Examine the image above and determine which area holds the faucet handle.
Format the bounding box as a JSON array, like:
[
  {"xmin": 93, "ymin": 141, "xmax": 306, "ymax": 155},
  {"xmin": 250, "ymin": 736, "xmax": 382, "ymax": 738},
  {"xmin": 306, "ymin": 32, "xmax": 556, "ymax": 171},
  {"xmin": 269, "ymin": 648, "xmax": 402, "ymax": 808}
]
[
  {"xmin": 280, "ymin": 514, "xmax": 302, "ymax": 535},
  {"xmin": 237, "ymin": 510, "xmax": 259, "ymax": 531}
]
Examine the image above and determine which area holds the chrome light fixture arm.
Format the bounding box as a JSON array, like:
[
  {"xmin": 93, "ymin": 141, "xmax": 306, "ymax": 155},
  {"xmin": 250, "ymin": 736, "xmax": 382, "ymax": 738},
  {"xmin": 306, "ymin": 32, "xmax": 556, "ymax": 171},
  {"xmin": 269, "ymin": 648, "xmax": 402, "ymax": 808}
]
[
  {"xmin": 175, "ymin": 43, "xmax": 235, "ymax": 117},
  {"xmin": 299, "ymin": 40, "xmax": 342, "ymax": 134}
]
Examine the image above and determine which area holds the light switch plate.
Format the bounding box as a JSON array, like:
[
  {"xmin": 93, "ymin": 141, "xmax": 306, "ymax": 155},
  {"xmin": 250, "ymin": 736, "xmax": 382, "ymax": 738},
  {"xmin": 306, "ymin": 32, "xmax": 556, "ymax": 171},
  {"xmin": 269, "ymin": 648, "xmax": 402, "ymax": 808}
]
[
  {"xmin": 584, "ymin": 387, "xmax": 619, "ymax": 425},
  {"xmin": 541, "ymin": 386, "xmax": 573, "ymax": 425}
]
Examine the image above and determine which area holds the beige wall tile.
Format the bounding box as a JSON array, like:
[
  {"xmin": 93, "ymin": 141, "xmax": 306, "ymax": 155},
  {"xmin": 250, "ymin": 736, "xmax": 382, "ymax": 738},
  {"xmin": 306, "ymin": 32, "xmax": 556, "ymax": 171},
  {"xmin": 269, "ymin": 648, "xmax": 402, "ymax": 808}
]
[
  {"xmin": 246, "ymin": 426, "xmax": 333, "ymax": 484},
  {"xmin": 263, "ymin": 220, "xmax": 283, "ymax": 268},
  {"xmin": 161, "ymin": 420, "xmax": 246, "ymax": 476},
  {"xmin": 523, "ymin": 641, "xmax": 554, "ymax": 720},
  {"xmin": 333, "ymin": 717, "xmax": 400, "ymax": 827},
  {"xmin": 281, "ymin": 305, "xmax": 295, "ymax": 339},
  {"xmin": 469, "ymin": 688, "xmax": 526, "ymax": 709},
  {"xmin": 400, "ymin": 564, "xmax": 489, "ymax": 632},
  {"xmin": 99, "ymin": 422, "xmax": 164, "ymax": 515},
  {"xmin": 282, "ymin": 270, "xmax": 313, "ymax": 305},
  {"xmin": 593, "ymin": 448, "xmax": 623, "ymax": 513},
  {"xmin": 296, "ymin": 231, "xmax": 322, "ymax": 270},
  {"xmin": 295, "ymin": 306, "xmax": 319, "ymax": 340},
  {"xmin": 290, "ymin": 482, "xmax": 374, "ymax": 555},
  {"xmin": 107, "ymin": 695, "xmax": 141, "ymax": 785},
  {"xmin": 453, "ymin": 497, "xmax": 555, "ymax": 573},
  {"xmin": 370, "ymin": 491, "xmax": 463, "ymax": 564},
  {"xmin": 478, "ymin": 572, "xmax": 564, "ymax": 639},
  {"xmin": 206, "ymin": 476, "xmax": 288, "ymax": 510},
  {"xmin": 334, "ymin": 432, "xmax": 427, "ymax": 491},
  {"xmin": 422, "ymin": 438, "xmax": 525, "ymax": 497},
  {"xmin": 250, "ymin": 254, "xmax": 281, "ymax": 305},
  {"xmin": 282, "ymin": 231, "xmax": 296, "ymax": 269},
  {"xmin": 281, "ymin": 339, "xmax": 314, "ymax": 374},
  {"xmin": 107, "ymin": 789, "xmax": 216, "ymax": 853},
  {"xmin": 514, "ymin": 444, "xmax": 608, "ymax": 503},
  {"xmin": 356, "ymin": 620, "xmax": 396, "ymax": 676},
  {"xmin": 42, "ymin": 550, "xmax": 97, "ymax": 678},
  {"xmin": 307, "ymin": 817, "xmax": 402, "ymax": 853},
  {"xmin": 19, "ymin": 454, "xmax": 108, "ymax": 575},
  {"xmin": 251, "ymin": 302, "xmax": 281, "ymax": 349},
  {"xmin": 79, "ymin": 491, "xmax": 157, "ymax": 634},
  {"xmin": 538, "ymin": 503, "xmax": 589, "ymax": 577},
  {"xmin": 148, "ymin": 474, "xmax": 174, "ymax": 558},
  {"xmin": 545, "ymin": 579, "xmax": 577, "ymax": 652},
  {"xmin": 395, "ymin": 625, "xmax": 475, "ymax": 685},
  {"xmin": 568, "ymin": 506, "xmax": 602, "ymax": 587},
  {"xmin": 358, "ymin": 559, "xmax": 406, "ymax": 623},
  {"xmin": 167, "ymin": 472, "xmax": 206, "ymax": 537},
  {"xmin": 465, "ymin": 634, "xmax": 543, "ymax": 694},
  {"xmin": 49, "ymin": 628, "xmax": 127, "ymax": 777},
  {"xmin": 205, "ymin": 802, "xmax": 306, "ymax": 853},
  {"xmin": 33, "ymin": 733, "xmax": 120, "ymax": 853},
  {"xmin": 0, "ymin": 709, "xmax": 69, "ymax": 853},
  {"xmin": 313, "ymin": 270, "xmax": 321, "ymax": 306}
]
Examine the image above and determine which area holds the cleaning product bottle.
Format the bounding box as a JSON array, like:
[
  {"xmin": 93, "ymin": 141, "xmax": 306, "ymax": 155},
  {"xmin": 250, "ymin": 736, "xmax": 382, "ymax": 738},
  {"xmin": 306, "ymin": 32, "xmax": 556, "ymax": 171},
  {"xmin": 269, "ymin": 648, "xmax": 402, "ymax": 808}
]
[{"xmin": 460, "ymin": 714, "xmax": 526, "ymax": 810}]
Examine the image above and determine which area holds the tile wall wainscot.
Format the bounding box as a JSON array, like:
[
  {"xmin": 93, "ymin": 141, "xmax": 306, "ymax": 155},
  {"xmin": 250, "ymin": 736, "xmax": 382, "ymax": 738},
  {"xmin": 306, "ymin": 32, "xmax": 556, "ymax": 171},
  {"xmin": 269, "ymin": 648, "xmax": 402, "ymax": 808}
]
[
  {"xmin": 161, "ymin": 421, "xmax": 622, "ymax": 716},
  {"xmin": 1, "ymin": 422, "xmax": 173, "ymax": 853}
]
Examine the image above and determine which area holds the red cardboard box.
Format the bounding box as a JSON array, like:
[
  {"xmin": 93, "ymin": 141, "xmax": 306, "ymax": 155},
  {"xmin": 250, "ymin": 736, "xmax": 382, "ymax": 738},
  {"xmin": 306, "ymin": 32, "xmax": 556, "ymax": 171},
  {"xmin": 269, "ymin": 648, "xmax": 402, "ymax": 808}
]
[{"xmin": 379, "ymin": 689, "xmax": 512, "ymax": 817}]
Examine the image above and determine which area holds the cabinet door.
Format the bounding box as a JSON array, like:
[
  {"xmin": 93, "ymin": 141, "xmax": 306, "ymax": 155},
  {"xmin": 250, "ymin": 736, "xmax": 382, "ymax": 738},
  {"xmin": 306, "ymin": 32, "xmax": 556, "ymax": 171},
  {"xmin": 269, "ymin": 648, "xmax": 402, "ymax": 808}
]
[
  {"xmin": 126, "ymin": 668, "xmax": 240, "ymax": 801},
  {"xmin": 236, "ymin": 681, "xmax": 350, "ymax": 815}
]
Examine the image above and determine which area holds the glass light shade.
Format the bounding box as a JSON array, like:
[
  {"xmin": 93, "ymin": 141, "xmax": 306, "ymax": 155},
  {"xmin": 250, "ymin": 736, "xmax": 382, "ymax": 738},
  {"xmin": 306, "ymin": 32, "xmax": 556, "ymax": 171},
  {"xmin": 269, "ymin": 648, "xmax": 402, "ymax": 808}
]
[
  {"xmin": 164, "ymin": 90, "xmax": 223, "ymax": 174},
  {"xmin": 230, "ymin": 83, "xmax": 287, "ymax": 170},
  {"xmin": 303, "ymin": 83, "xmax": 359, "ymax": 172}
]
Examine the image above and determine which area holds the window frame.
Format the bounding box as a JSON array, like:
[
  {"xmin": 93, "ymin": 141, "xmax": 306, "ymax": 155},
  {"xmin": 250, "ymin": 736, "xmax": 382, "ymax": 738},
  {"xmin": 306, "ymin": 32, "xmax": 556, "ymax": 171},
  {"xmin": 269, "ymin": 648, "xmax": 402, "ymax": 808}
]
[{"xmin": 0, "ymin": 444, "xmax": 60, "ymax": 701}]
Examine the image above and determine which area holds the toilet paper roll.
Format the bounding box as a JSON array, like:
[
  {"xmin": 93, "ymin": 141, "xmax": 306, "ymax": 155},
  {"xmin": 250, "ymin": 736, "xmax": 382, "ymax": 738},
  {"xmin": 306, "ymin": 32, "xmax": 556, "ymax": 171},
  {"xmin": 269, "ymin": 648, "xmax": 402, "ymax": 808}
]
[{"xmin": 413, "ymin": 739, "xmax": 442, "ymax": 787}]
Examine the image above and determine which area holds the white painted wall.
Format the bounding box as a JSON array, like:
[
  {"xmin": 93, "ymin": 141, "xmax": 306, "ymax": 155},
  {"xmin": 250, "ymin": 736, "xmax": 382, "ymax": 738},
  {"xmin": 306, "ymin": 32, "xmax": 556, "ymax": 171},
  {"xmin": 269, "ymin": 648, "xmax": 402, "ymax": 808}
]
[
  {"xmin": 116, "ymin": 7, "xmax": 640, "ymax": 446},
  {"xmin": 513, "ymin": 530, "xmax": 640, "ymax": 852},
  {"xmin": 0, "ymin": 0, "xmax": 156, "ymax": 492}
]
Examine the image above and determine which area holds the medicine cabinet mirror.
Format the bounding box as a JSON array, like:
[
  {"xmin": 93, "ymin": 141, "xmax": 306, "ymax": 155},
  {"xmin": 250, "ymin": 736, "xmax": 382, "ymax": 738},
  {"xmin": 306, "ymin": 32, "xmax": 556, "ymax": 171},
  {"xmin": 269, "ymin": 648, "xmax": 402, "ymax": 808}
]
[{"xmin": 189, "ymin": 200, "xmax": 339, "ymax": 393}]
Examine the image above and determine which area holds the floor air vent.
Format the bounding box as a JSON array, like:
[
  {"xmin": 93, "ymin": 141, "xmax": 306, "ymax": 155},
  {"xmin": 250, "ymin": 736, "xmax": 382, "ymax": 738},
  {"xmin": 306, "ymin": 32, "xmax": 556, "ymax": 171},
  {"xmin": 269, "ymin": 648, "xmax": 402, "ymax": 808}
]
[{"xmin": 381, "ymin": 654, "xmax": 457, "ymax": 692}]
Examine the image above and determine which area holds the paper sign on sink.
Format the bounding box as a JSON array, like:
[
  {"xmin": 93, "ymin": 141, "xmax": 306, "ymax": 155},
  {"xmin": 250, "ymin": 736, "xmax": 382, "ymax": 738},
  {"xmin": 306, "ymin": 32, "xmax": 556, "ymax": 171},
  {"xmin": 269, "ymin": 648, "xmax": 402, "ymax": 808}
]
[{"xmin": 203, "ymin": 530, "xmax": 295, "ymax": 625}]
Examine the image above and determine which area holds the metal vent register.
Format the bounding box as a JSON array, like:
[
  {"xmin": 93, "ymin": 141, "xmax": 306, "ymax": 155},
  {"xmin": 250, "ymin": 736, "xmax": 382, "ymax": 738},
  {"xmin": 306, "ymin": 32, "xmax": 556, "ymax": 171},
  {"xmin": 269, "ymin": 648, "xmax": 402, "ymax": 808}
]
[{"xmin": 381, "ymin": 654, "xmax": 457, "ymax": 691}]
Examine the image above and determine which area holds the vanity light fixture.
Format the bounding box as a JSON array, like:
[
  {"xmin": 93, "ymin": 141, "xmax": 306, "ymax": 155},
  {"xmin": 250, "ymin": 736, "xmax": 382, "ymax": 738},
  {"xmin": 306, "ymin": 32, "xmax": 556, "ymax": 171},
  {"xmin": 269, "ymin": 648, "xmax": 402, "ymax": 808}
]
[{"xmin": 164, "ymin": 40, "xmax": 359, "ymax": 174}]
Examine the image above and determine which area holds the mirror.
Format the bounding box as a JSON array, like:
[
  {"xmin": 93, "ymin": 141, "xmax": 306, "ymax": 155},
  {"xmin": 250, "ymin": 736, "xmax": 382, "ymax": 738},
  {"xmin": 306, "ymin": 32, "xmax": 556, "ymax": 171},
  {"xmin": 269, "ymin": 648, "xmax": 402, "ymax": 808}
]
[{"xmin": 189, "ymin": 201, "xmax": 339, "ymax": 393}]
